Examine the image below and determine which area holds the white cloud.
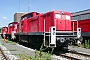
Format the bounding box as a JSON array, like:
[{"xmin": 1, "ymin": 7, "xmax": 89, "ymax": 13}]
[{"xmin": 2, "ymin": 17, "xmax": 7, "ymax": 19}]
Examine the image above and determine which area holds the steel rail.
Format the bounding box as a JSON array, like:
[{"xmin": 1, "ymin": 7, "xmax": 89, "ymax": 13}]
[
  {"xmin": 0, "ymin": 47, "xmax": 8, "ymax": 60},
  {"xmin": 68, "ymin": 50, "xmax": 90, "ymax": 57},
  {"xmin": 59, "ymin": 54, "xmax": 81, "ymax": 60}
]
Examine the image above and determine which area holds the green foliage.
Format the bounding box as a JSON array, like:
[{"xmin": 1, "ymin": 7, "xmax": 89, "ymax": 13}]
[
  {"xmin": 19, "ymin": 42, "xmax": 54, "ymax": 60},
  {"xmin": 18, "ymin": 54, "xmax": 33, "ymax": 60},
  {"xmin": 6, "ymin": 40, "xmax": 17, "ymax": 45},
  {"xmin": 34, "ymin": 41, "xmax": 52, "ymax": 60},
  {"xmin": 82, "ymin": 40, "xmax": 90, "ymax": 49},
  {"xmin": 34, "ymin": 49, "xmax": 51, "ymax": 60},
  {"xmin": 0, "ymin": 27, "xmax": 1, "ymax": 33},
  {"xmin": 5, "ymin": 39, "xmax": 53, "ymax": 60},
  {"xmin": 19, "ymin": 49, "xmax": 52, "ymax": 60},
  {"xmin": 70, "ymin": 39, "xmax": 90, "ymax": 49}
]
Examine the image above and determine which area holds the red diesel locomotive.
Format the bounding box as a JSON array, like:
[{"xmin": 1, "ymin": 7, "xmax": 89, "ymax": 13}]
[
  {"xmin": 1, "ymin": 10, "xmax": 82, "ymax": 49},
  {"xmin": 1, "ymin": 27, "xmax": 8, "ymax": 38},
  {"xmin": 7, "ymin": 22, "xmax": 18, "ymax": 40}
]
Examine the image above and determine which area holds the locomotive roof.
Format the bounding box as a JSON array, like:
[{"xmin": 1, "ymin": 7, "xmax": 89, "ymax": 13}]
[
  {"xmin": 21, "ymin": 12, "xmax": 40, "ymax": 17},
  {"xmin": 2, "ymin": 26, "xmax": 8, "ymax": 28},
  {"xmin": 8, "ymin": 22, "xmax": 18, "ymax": 25},
  {"xmin": 42, "ymin": 10, "xmax": 70, "ymax": 15}
]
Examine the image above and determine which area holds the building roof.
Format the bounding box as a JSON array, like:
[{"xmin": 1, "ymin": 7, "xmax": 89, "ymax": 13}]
[
  {"xmin": 15, "ymin": 12, "xmax": 25, "ymax": 13},
  {"xmin": 71, "ymin": 9, "xmax": 90, "ymax": 16}
]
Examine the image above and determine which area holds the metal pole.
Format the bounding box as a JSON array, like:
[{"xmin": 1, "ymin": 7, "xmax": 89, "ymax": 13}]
[
  {"xmin": 28, "ymin": 5, "xmax": 31, "ymax": 12},
  {"xmin": 19, "ymin": 0, "xmax": 20, "ymax": 12},
  {"xmin": 73, "ymin": 22, "xmax": 74, "ymax": 35},
  {"xmin": 77, "ymin": 20, "xmax": 78, "ymax": 28},
  {"xmin": 44, "ymin": 19, "xmax": 45, "ymax": 46},
  {"xmin": 28, "ymin": 6, "xmax": 29, "ymax": 12}
]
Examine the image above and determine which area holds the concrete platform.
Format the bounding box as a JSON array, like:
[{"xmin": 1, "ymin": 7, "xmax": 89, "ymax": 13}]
[{"xmin": 0, "ymin": 39, "xmax": 35, "ymax": 60}]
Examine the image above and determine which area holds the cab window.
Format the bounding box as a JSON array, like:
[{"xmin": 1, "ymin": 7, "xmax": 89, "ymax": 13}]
[
  {"xmin": 21, "ymin": 16, "xmax": 24, "ymax": 20},
  {"xmin": 26, "ymin": 14, "xmax": 32, "ymax": 19},
  {"xmin": 26, "ymin": 15, "xmax": 31, "ymax": 19}
]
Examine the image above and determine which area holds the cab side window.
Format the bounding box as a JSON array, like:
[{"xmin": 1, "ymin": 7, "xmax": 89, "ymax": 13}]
[
  {"xmin": 26, "ymin": 15, "xmax": 31, "ymax": 19},
  {"xmin": 21, "ymin": 16, "xmax": 24, "ymax": 20}
]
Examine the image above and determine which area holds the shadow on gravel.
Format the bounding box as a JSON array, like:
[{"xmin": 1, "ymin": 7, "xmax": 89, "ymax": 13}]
[{"xmin": 10, "ymin": 40, "xmax": 69, "ymax": 55}]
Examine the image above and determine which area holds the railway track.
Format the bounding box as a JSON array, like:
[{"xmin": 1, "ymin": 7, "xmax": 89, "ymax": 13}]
[
  {"xmin": 0, "ymin": 47, "xmax": 8, "ymax": 60},
  {"xmin": 55, "ymin": 50, "xmax": 90, "ymax": 60}
]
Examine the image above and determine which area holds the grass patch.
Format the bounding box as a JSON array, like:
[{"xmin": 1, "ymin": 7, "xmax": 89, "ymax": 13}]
[
  {"xmin": 0, "ymin": 36, "xmax": 2, "ymax": 39},
  {"xmin": 18, "ymin": 51, "xmax": 51, "ymax": 60},
  {"xmin": 18, "ymin": 54, "xmax": 33, "ymax": 60},
  {"xmin": 1, "ymin": 43, "xmax": 4, "ymax": 45},
  {"xmin": 6, "ymin": 40, "xmax": 12, "ymax": 43},
  {"xmin": 18, "ymin": 42, "xmax": 53, "ymax": 60},
  {"xmin": 70, "ymin": 40, "xmax": 90, "ymax": 49},
  {"xmin": 81, "ymin": 40, "xmax": 90, "ymax": 49},
  {"xmin": 10, "ymin": 42, "xmax": 17, "ymax": 45},
  {"xmin": 6, "ymin": 40, "xmax": 17, "ymax": 45},
  {"xmin": 34, "ymin": 49, "xmax": 51, "ymax": 60}
]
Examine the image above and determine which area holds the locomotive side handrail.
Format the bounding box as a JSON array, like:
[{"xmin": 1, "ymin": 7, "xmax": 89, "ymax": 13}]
[{"xmin": 71, "ymin": 20, "xmax": 79, "ymax": 35}]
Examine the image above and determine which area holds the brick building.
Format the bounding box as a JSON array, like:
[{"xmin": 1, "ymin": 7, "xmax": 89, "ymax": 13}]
[{"xmin": 14, "ymin": 12, "xmax": 25, "ymax": 22}]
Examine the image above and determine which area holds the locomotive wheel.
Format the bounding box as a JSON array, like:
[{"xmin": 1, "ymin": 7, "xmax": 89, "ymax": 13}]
[{"xmin": 77, "ymin": 40, "xmax": 81, "ymax": 46}]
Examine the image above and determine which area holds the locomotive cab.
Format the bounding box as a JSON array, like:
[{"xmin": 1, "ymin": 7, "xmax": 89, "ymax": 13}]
[
  {"xmin": 7, "ymin": 22, "xmax": 18, "ymax": 40},
  {"xmin": 43, "ymin": 11, "xmax": 82, "ymax": 48},
  {"xmin": 1, "ymin": 27, "xmax": 8, "ymax": 38},
  {"xmin": 20, "ymin": 12, "xmax": 39, "ymax": 33}
]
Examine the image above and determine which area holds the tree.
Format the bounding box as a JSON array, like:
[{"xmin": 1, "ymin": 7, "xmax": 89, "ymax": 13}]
[{"xmin": 0, "ymin": 28, "xmax": 1, "ymax": 33}]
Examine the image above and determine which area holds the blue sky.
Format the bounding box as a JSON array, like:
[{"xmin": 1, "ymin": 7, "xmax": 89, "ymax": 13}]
[{"xmin": 0, "ymin": 0, "xmax": 90, "ymax": 27}]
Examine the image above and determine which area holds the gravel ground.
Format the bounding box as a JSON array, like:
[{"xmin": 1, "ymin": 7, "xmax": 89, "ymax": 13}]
[
  {"xmin": 65, "ymin": 52, "xmax": 90, "ymax": 60},
  {"xmin": 0, "ymin": 37, "xmax": 90, "ymax": 60},
  {"xmin": 0, "ymin": 39, "xmax": 35, "ymax": 60},
  {"xmin": 51, "ymin": 46, "xmax": 90, "ymax": 60},
  {"xmin": 68, "ymin": 46, "xmax": 90, "ymax": 55}
]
